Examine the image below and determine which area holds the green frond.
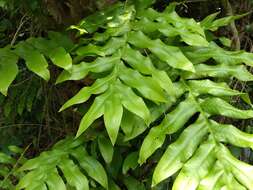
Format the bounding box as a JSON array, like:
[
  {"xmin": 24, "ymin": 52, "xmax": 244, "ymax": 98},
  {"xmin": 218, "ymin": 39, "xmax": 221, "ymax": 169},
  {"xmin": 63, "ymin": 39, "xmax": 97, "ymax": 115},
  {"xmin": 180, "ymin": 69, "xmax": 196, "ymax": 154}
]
[
  {"xmin": 1, "ymin": 1, "xmax": 253, "ymax": 189},
  {"xmin": 16, "ymin": 137, "xmax": 108, "ymax": 190}
]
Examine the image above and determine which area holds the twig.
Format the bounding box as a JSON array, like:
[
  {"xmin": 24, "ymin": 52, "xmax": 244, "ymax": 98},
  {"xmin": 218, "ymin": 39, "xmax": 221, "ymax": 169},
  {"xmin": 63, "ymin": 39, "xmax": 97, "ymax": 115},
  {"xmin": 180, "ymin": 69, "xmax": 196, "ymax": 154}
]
[
  {"xmin": 0, "ymin": 123, "xmax": 45, "ymax": 129},
  {"xmin": 1, "ymin": 143, "xmax": 31, "ymax": 185},
  {"xmin": 10, "ymin": 14, "xmax": 29, "ymax": 46},
  {"xmin": 222, "ymin": 0, "xmax": 241, "ymax": 50}
]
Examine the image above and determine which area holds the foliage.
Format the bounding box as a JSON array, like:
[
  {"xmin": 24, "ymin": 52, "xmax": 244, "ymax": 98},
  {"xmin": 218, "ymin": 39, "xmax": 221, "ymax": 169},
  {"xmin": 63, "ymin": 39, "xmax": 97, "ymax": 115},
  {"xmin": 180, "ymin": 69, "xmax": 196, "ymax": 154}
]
[
  {"xmin": 0, "ymin": 31, "xmax": 73, "ymax": 95},
  {"xmin": 1, "ymin": 0, "xmax": 253, "ymax": 189},
  {"xmin": 16, "ymin": 137, "xmax": 108, "ymax": 190},
  {"xmin": 0, "ymin": 145, "xmax": 25, "ymax": 189}
]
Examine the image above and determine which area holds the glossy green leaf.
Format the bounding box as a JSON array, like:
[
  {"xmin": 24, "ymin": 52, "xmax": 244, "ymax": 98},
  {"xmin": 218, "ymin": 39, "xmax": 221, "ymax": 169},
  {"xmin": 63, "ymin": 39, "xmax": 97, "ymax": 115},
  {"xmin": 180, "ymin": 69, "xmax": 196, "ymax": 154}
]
[
  {"xmin": 184, "ymin": 64, "xmax": 253, "ymax": 81},
  {"xmin": 122, "ymin": 102, "xmax": 172, "ymax": 141},
  {"xmin": 115, "ymin": 81, "xmax": 150, "ymax": 125},
  {"xmin": 152, "ymin": 116, "xmax": 208, "ymax": 186},
  {"xmin": 172, "ymin": 139, "xmax": 216, "ymax": 190},
  {"xmin": 104, "ymin": 92, "xmax": 123, "ymax": 145},
  {"xmin": 46, "ymin": 170, "xmax": 66, "ymax": 190},
  {"xmin": 203, "ymin": 13, "xmax": 248, "ymax": 31},
  {"xmin": 72, "ymin": 147, "xmax": 108, "ymax": 189},
  {"xmin": 101, "ymin": 37, "xmax": 127, "ymax": 55},
  {"xmin": 76, "ymin": 44, "xmax": 105, "ymax": 56},
  {"xmin": 15, "ymin": 42, "xmax": 50, "ymax": 81},
  {"xmin": 56, "ymin": 54, "xmax": 120, "ymax": 83},
  {"xmin": 4, "ymin": 3, "xmax": 253, "ymax": 190},
  {"xmin": 222, "ymin": 172, "xmax": 247, "ymax": 190},
  {"xmin": 135, "ymin": 17, "xmax": 208, "ymax": 47},
  {"xmin": 162, "ymin": 26, "xmax": 206, "ymax": 46},
  {"xmin": 188, "ymin": 79, "xmax": 243, "ymax": 96},
  {"xmin": 184, "ymin": 42, "xmax": 253, "ymax": 66},
  {"xmin": 200, "ymin": 12, "xmax": 220, "ymax": 29},
  {"xmin": 139, "ymin": 97, "xmax": 197, "ymax": 164},
  {"xmin": 134, "ymin": 0, "xmax": 155, "ymax": 10},
  {"xmin": 188, "ymin": 79, "xmax": 251, "ymax": 104},
  {"xmin": 121, "ymin": 45, "xmax": 175, "ymax": 97},
  {"xmin": 198, "ymin": 161, "xmax": 224, "ymax": 190},
  {"xmin": 139, "ymin": 126, "xmax": 166, "ymax": 165},
  {"xmin": 152, "ymin": 70, "xmax": 176, "ymax": 98},
  {"xmin": 121, "ymin": 110, "xmax": 148, "ymax": 141},
  {"xmin": 59, "ymin": 72, "xmax": 115, "ymax": 111},
  {"xmin": 0, "ymin": 49, "xmax": 18, "ymax": 95},
  {"xmin": 109, "ymin": 179, "xmax": 121, "ymax": 190},
  {"xmin": 219, "ymin": 37, "xmax": 232, "ymax": 47},
  {"xmin": 201, "ymin": 97, "xmax": 253, "ymax": 119},
  {"xmin": 128, "ymin": 31, "xmax": 195, "ymax": 72},
  {"xmin": 49, "ymin": 47, "xmax": 72, "ymax": 70},
  {"xmin": 121, "ymin": 45, "xmax": 155, "ymax": 75},
  {"xmin": 59, "ymin": 159, "xmax": 89, "ymax": 190},
  {"xmin": 48, "ymin": 31, "xmax": 74, "ymax": 51},
  {"xmin": 217, "ymin": 144, "xmax": 253, "ymax": 190},
  {"xmin": 76, "ymin": 3, "xmax": 124, "ymax": 33},
  {"xmin": 98, "ymin": 136, "xmax": 114, "ymax": 164},
  {"xmin": 211, "ymin": 121, "xmax": 253, "ymax": 149},
  {"xmin": 8, "ymin": 145, "xmax": 23, "ymax": 154},
  {"xmin": 179, "ymin": 32, "xmax": 209, "ymax": 47},
  {"xmin": 16, "ymin": 138, "xmax": 106, "ymax": 190},
  {"xmin": 26, "ymin": 37, "xmax": 58, "ymax": 56},
  {"xmin": 119, "ymin": 65, "xmax": 167, "ymax": 103},
  {"xmin": 76, "ymin": 92, "xmax": 109, "ymax": 137}
]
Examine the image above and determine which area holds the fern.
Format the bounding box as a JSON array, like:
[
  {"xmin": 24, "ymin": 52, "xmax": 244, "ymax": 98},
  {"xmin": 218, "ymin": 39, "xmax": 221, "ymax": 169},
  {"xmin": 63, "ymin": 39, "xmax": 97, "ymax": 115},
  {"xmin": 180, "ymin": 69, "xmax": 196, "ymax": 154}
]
[
  {"xmin": 16, "ymin": 137, "xmax": 108, "ymax": 190},
  {"xmin": 1, "ymin": 1, "xmax": 253, "ymax": 189},
  {"xmin": 0, "ymin": 31, "xmax": 73, "ymax": 95},
  {"xmin": 0, "ymin": 146, "xmax": 25, "ymax": 189},
  {"xmin": 65, "ymin": 2, "xmax": 253, "ymax": 189}
]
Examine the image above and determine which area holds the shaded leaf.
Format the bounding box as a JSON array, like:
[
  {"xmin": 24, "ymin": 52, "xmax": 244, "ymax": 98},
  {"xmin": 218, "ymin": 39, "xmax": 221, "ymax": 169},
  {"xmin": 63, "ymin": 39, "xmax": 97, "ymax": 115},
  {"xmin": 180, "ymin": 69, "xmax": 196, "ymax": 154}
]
[
  {"xmin": 15, "ymin": 42, "xmax": 50, "ymax": 81},
  {"xmin": 0, "ymin": 49, "xmax": 18, "ymax": 95},
  {"xmin": 98, "ymin": 136, "xmax": 114, "ymax": 164},
  {"xmin": 122, "ymin": 152, "xmax": 139, "ymax": 174},
  {"xmin": 49, "ymin": 47, "xmax": 72, "ymax": 70}
]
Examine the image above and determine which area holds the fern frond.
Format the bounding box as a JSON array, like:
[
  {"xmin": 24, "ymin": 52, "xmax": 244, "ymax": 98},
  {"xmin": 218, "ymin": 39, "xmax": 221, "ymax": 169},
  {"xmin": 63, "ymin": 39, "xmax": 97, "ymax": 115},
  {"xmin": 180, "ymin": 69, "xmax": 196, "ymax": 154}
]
[
  {"xmin": 1, "ymin": 1, "xmax": 253, "ymax": 189},
  {"xmin": 0, "ymin": 146, "xmax": 25, "ymax": 189},
  {"xmin": 16, "ymin": 137, "xmax": 108, "ymax": 190},
  {"xmin": 0, "ymin": 32, "xmax": 74, "ymax": 95}
]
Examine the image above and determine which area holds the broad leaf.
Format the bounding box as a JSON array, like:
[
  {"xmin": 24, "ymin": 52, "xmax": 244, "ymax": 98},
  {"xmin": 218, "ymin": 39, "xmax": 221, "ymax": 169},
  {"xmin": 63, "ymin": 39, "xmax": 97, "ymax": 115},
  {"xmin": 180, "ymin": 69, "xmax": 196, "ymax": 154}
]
[
  {"xmin": 76, "ymin": 92, "xmax": 109, "ymax": 137},
  {"xmin": 128, "ymin": 31, "xmax": 195, "ymax": 72},
  {"xmin": 139, "ymin": 97, "xmax": 197, "ymax": 164},
  {"xmin": 152, "ymin": 116, "xmax": 208, "ymax": 186},
  {"xmin": 15, "ymin": 42, "xmax": 50, "ymax": 81},
  {"xmin": 104, "ymin": 91, "xmax": 123, "ymax": 145},
  {"xmin": 0, "ymin": 49, "xmax": 18, "ymax": 95},
  {"xmin": 49, "ymin": 47, "xmax": 72, "ymax": 70},
  {"xmin": 122, "ymin": 152, "xmax": 139, "ymax": 175},
  {"xmin": 201, "ymin": 97, "xmax": 253, "ymax": 119},
  {"xmin": 98, "ymin": 136, "xmax": 114, "ymax": 164}
]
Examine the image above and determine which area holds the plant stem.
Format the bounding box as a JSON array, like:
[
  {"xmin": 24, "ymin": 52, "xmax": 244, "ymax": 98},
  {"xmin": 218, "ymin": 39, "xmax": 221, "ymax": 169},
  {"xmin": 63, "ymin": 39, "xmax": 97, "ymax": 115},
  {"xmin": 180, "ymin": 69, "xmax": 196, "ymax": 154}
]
[{"xmin": 222, "ymin": 0, "xmax": 241, "ymax": 50}]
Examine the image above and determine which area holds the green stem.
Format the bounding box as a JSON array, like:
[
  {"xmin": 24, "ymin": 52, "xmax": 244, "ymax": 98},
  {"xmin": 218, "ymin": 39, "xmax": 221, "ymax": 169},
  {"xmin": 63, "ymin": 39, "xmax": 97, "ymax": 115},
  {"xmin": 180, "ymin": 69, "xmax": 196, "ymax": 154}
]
[{"xmin": 1, "ymin": 144, "xmax": 31, "ymax": 185}]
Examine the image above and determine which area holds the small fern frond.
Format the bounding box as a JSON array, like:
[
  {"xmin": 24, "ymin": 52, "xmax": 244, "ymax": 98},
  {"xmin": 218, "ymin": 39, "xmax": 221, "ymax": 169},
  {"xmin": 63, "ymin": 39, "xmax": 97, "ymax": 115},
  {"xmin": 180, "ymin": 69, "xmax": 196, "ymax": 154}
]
[
  {"xmin": 0, "ymin": 146, "xmax": 25, "ymax": 189},
  {"xmin": 0, "ymin": 32, "xmax": 73, "ymax": 95},
  {"xmin": 16, "ymin": 137, "xmax": 108, "ymax": 190}
]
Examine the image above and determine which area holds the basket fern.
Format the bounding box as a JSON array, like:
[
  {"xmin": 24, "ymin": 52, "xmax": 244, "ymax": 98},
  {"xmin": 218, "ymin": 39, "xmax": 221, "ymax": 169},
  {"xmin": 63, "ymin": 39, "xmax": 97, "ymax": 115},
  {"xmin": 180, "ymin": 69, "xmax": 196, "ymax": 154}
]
[{"xmin": 1, "ymin": 0, "xmax": 253, "ymax": 189}]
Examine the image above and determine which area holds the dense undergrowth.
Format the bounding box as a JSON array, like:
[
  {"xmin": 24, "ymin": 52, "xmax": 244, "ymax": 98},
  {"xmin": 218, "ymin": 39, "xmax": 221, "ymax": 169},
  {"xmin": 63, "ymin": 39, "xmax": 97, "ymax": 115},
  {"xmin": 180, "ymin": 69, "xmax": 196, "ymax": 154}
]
[{"xmin": 1, "ymin": 0, "xmax": 253, "ymax": 189}]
